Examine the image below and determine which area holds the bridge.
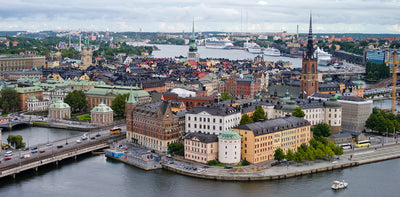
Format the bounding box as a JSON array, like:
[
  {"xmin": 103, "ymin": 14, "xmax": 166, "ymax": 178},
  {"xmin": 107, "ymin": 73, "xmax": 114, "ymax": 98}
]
[
  {"xmin": 0, "ymin": 132, "xmax": 125, "ymax": 179},
  {"xmin": 0, "ymin": 119, "xmax": 32, "ymax": 129}
]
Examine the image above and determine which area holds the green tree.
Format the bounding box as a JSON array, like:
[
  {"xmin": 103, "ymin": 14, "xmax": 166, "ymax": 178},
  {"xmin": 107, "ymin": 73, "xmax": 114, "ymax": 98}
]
[
  {"xmin": 312, "ymin": 123, "xmax": 331, "ymax": 137},
  {"xmin": 274, "ymin": 148, "xmax": 285, "ymax": 161},
  {"xmin": 0, "ymin": 88, "xmax": 20, "ymax": 113},
  {"xmin": 299, "ymin": 143, "xmax": 308, "ymax": 152},
  {"xmin": 294, "ymin": 150, "xmax": 304, "ymax": 163},
  {"xmin": 239, "ymin": 114, "xmax": 254, "ymax": 125},
  {"xmin": 242, "ymin": 159, "xmax": 250, "ymax": 166},
  {"xmin": 167, "ymin": 142, "xmax": 184, "ymax": 156},
  {"xmin": 309, "ymin": 138, "xmax": 318, "ymax": 149},
  {"xmin": 7, "ymin": 135, "xmax": 25, "ymax": 149},
  {"xmin": 286, "ymin": 149, "xmax": 295, "ymax": 161},
  {"xmin": 220, "ymin": 92, "xmax": 234, "ymax": 101},
  {"xmin": 292, "ymin": 107, "xmax": 305, "ymax": 118},
  {"xmin": 111, "ymin": 93, "xmax": 129, "ymax": 117},
  {"xmin": 305, "ymin": 148, "xmax": 315, "ymax": 163},
  {"xmin": 252, "ymin": 105, "xmax": 267, "ymax": 122},
  {"xmin": 315, "ymin": 148, "xmax": 325, "ymax": 159},
  {"xmin": 64, "ymin": 90, "xmax": 88, "ymax": 112},
  {"xmin": 325, "ymin": 146, "xmax": 335, "ymax": 160}
]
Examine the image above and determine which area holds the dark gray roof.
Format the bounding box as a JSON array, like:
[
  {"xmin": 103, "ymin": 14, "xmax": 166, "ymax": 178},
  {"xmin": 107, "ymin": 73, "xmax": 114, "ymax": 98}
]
[
  {"xmin": 342, "ymin": 130, "xmax": 362, "ymax": 136},
  {"xmin": 338, "ymin": 96, "xmax": 365, "ymax": 102},
  {"xmin": 235, "ymin": 116, "xmax": 310, "ymax": 136},
  {"xmin": 184, "ymin": 132, "xmax": 218, "ymax": 143},
  {"xmin": 186, "ymin": 103, "xmax": 239, "ymax": 116}
]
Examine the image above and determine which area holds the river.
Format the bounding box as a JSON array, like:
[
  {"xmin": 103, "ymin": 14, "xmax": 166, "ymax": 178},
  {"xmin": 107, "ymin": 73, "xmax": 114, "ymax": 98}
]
[{"xmin": 1, "ymin": 127, "xmax": 399, "ymax": 197}]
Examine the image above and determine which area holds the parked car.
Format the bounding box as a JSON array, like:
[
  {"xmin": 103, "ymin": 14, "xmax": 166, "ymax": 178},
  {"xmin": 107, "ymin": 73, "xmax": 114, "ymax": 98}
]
[
  {"xmin": 46, "ymin": 143, "xmax": 53, "ymax": 146},
  {"xmin": 90, "ymin": 137, "xmax": 95, "ymax": 140},
  {"xmin": 22, "ymin": 147, "xmax": 29, "ymax": 151},
  {"xmin": 81, "ymin": 136, "xmax": 88, "ymax": 140},
  {"xmin": 39, "ymin": 150, "xmax": 46, "ymax": 153},
  {"xmin": 5, "ymin": 157, "xmax": 11, "ymax": 161},
  {"xmin": 76, "ymin": 140, "xmax": 82, "ymax": 143},
  {"xmin": 31, "ymin": 150, "xmax": 38, "ymax": 154},
  {"xmin": 5, "ymin": 150, "xmax": 12, "ymax": 154},
  {"xmin": 57, "ymin": 145, "xmax": 63, "ymax": 149},
  {"xmin": 271, "ymin": 161, "xmax": 281, "ymax": 166},
  {"xmin": 224, "ymin": 166, "xmax": 233, "ymax": 169},
  {"xmin": 95, "ymin": 134, "xmax": 101, "ymax": 137},
  {"xmin": 31, "ymin": 146, "xmax": 38, "ymax": 150}
]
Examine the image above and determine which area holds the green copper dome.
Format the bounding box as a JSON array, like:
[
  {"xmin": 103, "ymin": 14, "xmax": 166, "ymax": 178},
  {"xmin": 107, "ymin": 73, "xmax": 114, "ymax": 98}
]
[
  {"xmin": 282, "ymin": 100, "xmax": 299, "ymax": 113},
  {"xmin": 218, "ymin": 129, "xmax": 242, "ymax": 140},
  {"xmin": 325, "ymin": 96, "xmax": 341, "ymax": 108},
  {"xmin": 91, "ymin": 102, "xmax": 113, "ymax": 113},
  {"xmin": 49, "ymin": 99, "xmax": 70, "ymax": 109}
]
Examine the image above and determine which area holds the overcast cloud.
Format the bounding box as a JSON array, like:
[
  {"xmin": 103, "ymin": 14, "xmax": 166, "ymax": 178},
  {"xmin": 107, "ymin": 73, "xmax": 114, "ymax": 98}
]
[{"xmin": 0, "ymin": 0, "xmax": 399, "ymax": 33}]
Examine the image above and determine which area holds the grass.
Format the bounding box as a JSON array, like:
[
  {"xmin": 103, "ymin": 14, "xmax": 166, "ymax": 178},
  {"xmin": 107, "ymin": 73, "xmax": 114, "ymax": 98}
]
[
  {"xmin": 77, "ymin": 114, "xmax": 91, "ymax": 121},
  {"xmin": 33, "ymin": 121, "xmax": 52, "ymax": 124},
  {"xmin": 24, "ymin": 111, "xmax": 48, "ymax": 116},
  {"xmin": 234, "ymin": 163, "xmax": 243, "ymax": 167}
]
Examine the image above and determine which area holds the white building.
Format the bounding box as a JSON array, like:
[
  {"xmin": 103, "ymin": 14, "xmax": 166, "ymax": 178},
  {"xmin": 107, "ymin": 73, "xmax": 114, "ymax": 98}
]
[
  {"xmin": 26, "ymin": 95, "xmax": 50, "ymax": 112},
  {"xmin": 218, "ymin": 129, "xmax": 242, "ymax": 164},
  {"xmin": 185, "ymin": 103, "xmax": 241, "ymax": 135}
]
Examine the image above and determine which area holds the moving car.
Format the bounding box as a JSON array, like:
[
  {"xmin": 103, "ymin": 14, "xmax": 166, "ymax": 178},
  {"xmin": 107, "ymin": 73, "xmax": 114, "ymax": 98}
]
[
  {"xmin": 40, "ymin": 150, "xmax": 46, "ymax": 153},
  {"xmin": 57, "ymin": 145, "xmax": 63, "ymax": 149}
]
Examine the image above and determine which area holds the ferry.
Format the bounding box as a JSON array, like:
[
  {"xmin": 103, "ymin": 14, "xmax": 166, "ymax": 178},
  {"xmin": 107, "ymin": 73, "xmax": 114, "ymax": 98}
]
[
  {"xmin": 205, "ymin": 37, "xmax": 233, "ymax": 49},
  {"xmin": 314, "ymin": 47, "xmax": 332, "ymax": 66},
  {"xmin": 244, "ymin": 41, "xmax": 262, "ymax": 54},
  {"xmin": 262, "ymin": 47, "xmax": 280, "ymax": 57},
  {"xmin": 109, "ymin": 127, "xmax": 122, "ymax": 134},
  {"xmin": 331, "ymin": 180, "xmax": 348, "ymax": 190}
]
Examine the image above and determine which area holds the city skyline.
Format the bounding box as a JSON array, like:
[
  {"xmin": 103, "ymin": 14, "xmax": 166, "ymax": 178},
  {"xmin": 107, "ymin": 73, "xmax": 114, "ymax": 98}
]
[{"xmin": 0, "ymin": 0, "xmax": 399, "ymax": 34}]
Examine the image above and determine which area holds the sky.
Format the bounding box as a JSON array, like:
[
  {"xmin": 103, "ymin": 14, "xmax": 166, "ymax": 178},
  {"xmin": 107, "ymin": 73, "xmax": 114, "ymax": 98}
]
[{"xmin": 0, "ymin": 0, "xmax": 400, "ymax": 34}]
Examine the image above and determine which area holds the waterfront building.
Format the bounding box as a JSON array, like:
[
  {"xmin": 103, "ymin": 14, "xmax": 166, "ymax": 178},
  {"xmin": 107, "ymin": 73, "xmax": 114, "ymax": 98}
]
[
  {"xmin": 365, "ymin": 49, "xmax": 386, "ymax": 64},
  {"xmin": 300, "ymin": 13, "xmax": 319, "ymax": 98},
  {"xmin": 48, "ymin": 99, "xmax": 71, "ymax": 120},
  {"xmin": 126, "ymin": 91, "xmax": 185, "ymax": 153},
  {"xmin": 184, "ymin": 132, "xmax": 218, "ymax": 164},
  {"xmin": 233, "ymin": 116, "xmax": 311, "ymax": 164},
  {"xmin": 185, "ymin": 103, "xmax": 241, "ymax": 135},
  {"xmin": 17, "ymin": 86, "xmax": 44, "ymax": 111},
  {"xmin": 218, "ymin": 129, "xmax": 242, "ymax": 164},
  {"xmin": 26, "ymin": 95, "xmax": 50, "ymax": 112},
  {"xmin": 86, "ymin": 85, "xmax": 150, "ymax": 109},
  {"xmin": 91, "ymin": 102, "xmax": 113, "ymax": 124},
  {"xmin": 309, "ymin": 93, "xmax": 372, "ymax": 132},
  {"xmin": 0, "ymin": 54, "xmax": 46, "ymax": 72}
]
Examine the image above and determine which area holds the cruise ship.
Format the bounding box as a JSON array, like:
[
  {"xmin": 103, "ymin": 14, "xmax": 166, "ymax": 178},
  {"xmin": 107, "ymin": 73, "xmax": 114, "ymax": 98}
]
[
  {"xmin": 205, "ymin": 37, "xmax": 233, "ymax": 49},
  {"xmin": 244, "ymin": 41, "xmax": 262, "ymax": 54},
  {"xmin": 314, "ymin": 47, "xmax": 332, "ymax": 66},
  {"xmin": 262, "ymin": 47, "xmax": 280, "ymax": 57}
]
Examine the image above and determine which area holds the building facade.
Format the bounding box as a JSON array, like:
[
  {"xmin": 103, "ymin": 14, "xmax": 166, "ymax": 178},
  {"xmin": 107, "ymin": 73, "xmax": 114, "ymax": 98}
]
[
  {"xmin": 184, "ymin": 132, "xmax": 218, "ymax": 164},
  {"xmin": 17, "ymin": 86, "xmax": 44, "ymax": 111},
  {"xmin": 91, "ymin": 102, "xmax": 113, "ymax": 124},
  {"xmin": 218, "ymin": 129, "xmax": 242, "ymax": 164},
  {"xmin": 26, "ymin": 95, "xmax": 50, "ymax": 112},
  {"xmin": 185, "ymin": 103, "xmax": 241, "ymax": 135},
  {"xmin": 0, "ymin": 54, "xmax": 46, "ymax": 72},
  {"xmin": 48, "ymin": 99, "xmax": 71, "ymax": 120},
  {"xmin": 126, "ymin": 91, "xmax": 185, "ymax": 153},
  {"xmin": 233, "ymin": 116, "xmax": 311, "ymax": 164}
]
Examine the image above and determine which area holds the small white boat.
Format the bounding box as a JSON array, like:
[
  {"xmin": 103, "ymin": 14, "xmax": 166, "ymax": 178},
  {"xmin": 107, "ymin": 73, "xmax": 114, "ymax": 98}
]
[{"xmin": 331, "ymin": 180, "xmax": 348, "ymax": 190}]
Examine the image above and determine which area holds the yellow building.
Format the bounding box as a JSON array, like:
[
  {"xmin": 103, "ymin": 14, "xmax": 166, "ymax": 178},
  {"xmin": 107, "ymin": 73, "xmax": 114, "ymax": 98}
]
[{"xmin": 233, "ymin": 116, "xmax": 311, "ymax": 164}]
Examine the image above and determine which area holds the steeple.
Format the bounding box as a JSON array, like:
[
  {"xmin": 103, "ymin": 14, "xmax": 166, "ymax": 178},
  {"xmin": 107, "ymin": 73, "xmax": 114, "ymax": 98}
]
[
  {"xmin": 305, "ymin": 11, "xmax": 314, "ymax": 60},
  {"xmin": 189, "ymin": 18, "xmax": 197, "ymax": 52},
  {"xmin": 192, "ymin": 17, "xmax": 195, "ymax": 39},
  {"xmin": 127, "ymin": 86, "xmax": 137, "ymax": 104}
]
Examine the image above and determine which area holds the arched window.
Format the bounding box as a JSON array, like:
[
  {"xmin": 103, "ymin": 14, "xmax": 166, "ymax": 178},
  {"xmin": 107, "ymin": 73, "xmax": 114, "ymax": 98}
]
[
  {"xmin": 311, "ymin": 64, "xmax": 315, "ymax": 73},
  {"xmin": 304, "ymin": 64, "xmax": 308, "ymax": 73}
]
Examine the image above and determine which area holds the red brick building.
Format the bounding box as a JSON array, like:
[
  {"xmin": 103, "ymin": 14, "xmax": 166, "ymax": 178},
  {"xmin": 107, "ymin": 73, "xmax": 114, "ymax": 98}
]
[{"xmin": 162, "ymin": 93, "xmax": 214, "ymax": 109}]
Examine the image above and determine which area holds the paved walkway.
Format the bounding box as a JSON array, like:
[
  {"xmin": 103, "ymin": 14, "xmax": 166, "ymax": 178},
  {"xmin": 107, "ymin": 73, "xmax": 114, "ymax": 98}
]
[{"xmin": 162, "ymin": 143, "xmax": 400, "ymax": 181}]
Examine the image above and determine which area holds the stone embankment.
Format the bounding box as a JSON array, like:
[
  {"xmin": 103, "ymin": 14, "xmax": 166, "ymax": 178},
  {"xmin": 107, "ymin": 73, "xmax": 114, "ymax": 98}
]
[{"xmin": 161, "ymin": 143, "xmax": 400, "ymax": 181}]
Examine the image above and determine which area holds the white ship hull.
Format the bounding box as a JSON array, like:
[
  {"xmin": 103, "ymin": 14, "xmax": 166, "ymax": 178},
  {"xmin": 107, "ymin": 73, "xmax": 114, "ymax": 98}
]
[
  {"xmin": 262, "ymin": 47, "xmax": 280, "ymax": 56},
  {"xmin": 205, "ymin": 38, "xmax": 233, "ymax": 49}
]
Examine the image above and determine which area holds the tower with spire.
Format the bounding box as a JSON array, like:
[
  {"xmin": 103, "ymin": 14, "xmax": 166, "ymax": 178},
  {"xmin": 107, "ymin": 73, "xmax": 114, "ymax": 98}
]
[
  {"xmin": 300, "ymin": 12, "xmax": 319, "ymax": 98},
  {"xmin": 187, "ymin": 18, "xmax": 199, "ymax": 62},
  {"xmin": 126, "ymin": 87, "xmax": 138, "ymax": 134},
  {"xmin": 81, "ymin": 34, "xmax": 93, "ymax": 68}
]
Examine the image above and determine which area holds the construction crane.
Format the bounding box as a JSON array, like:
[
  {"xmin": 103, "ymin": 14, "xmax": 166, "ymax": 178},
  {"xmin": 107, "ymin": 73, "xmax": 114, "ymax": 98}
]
[{"xmin": 385, "ymin": 52, "xmax": 399, "ymax": 114}]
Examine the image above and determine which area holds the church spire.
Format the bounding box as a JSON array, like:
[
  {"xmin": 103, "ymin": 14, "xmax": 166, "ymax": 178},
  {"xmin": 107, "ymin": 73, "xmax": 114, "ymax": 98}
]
[
  {"xmin": 192, "ymin": 17, "xmax": 195, "ymax": 39},
  {"xmin": 305, "ymin": 11, "xmax": 314, "ymax": 60}
]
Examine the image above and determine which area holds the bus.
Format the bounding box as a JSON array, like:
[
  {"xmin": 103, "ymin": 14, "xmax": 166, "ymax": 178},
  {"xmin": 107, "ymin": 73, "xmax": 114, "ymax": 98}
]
[
  {"xmin": 355, "ymin": 140, "xmax": 371, "ymax": 148},
  {"xmin": 109, "ymin": 127, "xmax": 122, "ymax": 134},
  {"xmin": 339, "ymin": 143, "xmax": 352, "ymax": 150}
]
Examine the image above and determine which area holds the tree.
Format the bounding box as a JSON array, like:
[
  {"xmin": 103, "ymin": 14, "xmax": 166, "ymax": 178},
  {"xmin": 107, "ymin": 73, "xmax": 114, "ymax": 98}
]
[
  {"xmin": 111, "ymin": 93, "xmax": 130, "ymax": 117},
  {"xmin": 220, "ymin": 92, "xmax": 234, "ymax": 101},
  {"xmin": 242, "ymin": 159, "xmax": 250, "ymax": 166},
  {"xmin": 286, "ymin": 149, "xmax": 295, "ymax": 161},
  {"xmin": 299, "ymin": 143, "xmax": 308, "ymax": 152},
  {"xmin": 0, "ymin": 88, "xmax": 20, "ymax": 113},
  {"xmin": 7, "ymin": 135, "xmax": 25, "ymax": 149},
  {"xmin": 294, "ymin": 150, "xmax": 304, "ymax": 163},
  {"xmin": 312, "ymin": 123, "xmax": 331, "ymax": 137},
  {"xmin": 167, "ymin": 142, "xmax": 184, "ymax": 156},
  {"xmin": 292, "ymin": 107, "xmax": 305, "ymax": 118},
  {"xmin": 252, "ymin": 105, "xmax": 267, "ymax": 122},
  {"xmin": 274, "ymin": 148, "xmax": 285, "ymax": 161},
  {"xmin": 325, "ymin": 146, "xmax": 335, "ymax": 160},
  {"xmin": 305, "ymin": 148, "xmax": 315, "ymax": 163},
  {"xmin": 315, "ymin": 148, "xmax": 325, "ymax": 159},
  {"xmin": 309, "ymin": 138, "xmax": 318, "ymax": 149},
  {"xmin": 64, "ymin": 90, "xmax": 88, "ymax": 112},
  {"xmin": 239, "ymin": 114, "xmax": 254, "ymax": 125}
]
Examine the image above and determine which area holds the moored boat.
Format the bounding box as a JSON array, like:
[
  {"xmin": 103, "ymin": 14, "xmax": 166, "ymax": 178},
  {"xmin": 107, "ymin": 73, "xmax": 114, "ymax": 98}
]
[{"xmin": 205, "ymin": 37, "xmax": 233, "ymax": 49}]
